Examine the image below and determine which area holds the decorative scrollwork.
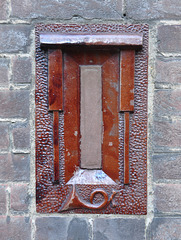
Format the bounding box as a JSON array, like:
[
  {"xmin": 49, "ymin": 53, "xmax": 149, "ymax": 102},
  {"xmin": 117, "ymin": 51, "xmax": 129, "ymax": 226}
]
[{"xmin": 59, "ymin": 185, "xmax": 117, "ymax": 212}]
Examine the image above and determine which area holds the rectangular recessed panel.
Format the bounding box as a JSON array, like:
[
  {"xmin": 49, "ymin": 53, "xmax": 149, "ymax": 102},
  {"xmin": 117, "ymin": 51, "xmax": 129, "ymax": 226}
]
[{"xmin": 80, "ymin": 66, "xmax": 102, "ymax": 169}]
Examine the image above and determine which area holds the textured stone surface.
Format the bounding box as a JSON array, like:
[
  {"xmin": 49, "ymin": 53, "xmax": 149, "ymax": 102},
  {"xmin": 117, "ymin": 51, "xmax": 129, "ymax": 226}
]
[
  {"xmin": 126, "ymin": 0, "xmax": 181, "ymax": 20},
  {"xmin": 0, "ymin": 185, "xmax": 7, "ymax": 214},
  {"xmin": 93, "ymin": 218, "xmax": 145, "ymax": 240},
  {"xmin": 149, "ymin": 217, "xmax": 181, "ymax": 240},
  {"xmin": 0, "ymin": 25, "xmax": 31, "ymax": 53},
  {"xmin": 0, "ymin": 58, "xmax": 10, "ymax": 86},
  {"xmin": 154, "ymin": 89, "xmax": 181, "ymax": 117},
  {"xmin": 0, "ymin": 90, "xmax": 29, "ymax": 118},
  {"xmin": 12, "ymin": 125, "xmax": 30, "ymax": 149},
  {"xmin": 154, "ymin": 184, "xmax": 181, "ymax": 213},
  {"xmin": 12, "ymin": 56, "xmax": 32, "ymax": 84},
  {"xmin": 0, "ymin": 0, "xmax": 8, "ymax": 20},
  {"xmin": 158, "ymin": 25, "xmax": 181, "ymax": 53},
  {"xmin": 0, "ymin": 154, "xmax": 30, "ymax": 181},
  {"xmin": 153, "ymin": 119, "xmax": 181, "ymax": 151},
  {"xmin": 155, "ymin": 58, "xmax": 181, "ymax": 85},
  {"xmin": 10, "ymin": 184, "xmax": 29, "ymax": 211},
  {"xmin": 0, "ymin": 216, "xmax": 31, "ymax": 240},
  {"xmin": 153, "ymin": 154, "xmax": 181, "ymax": 180},
  {"xmin": 0, "ymin": 123, "xmax": 9, "ymax": 150},
  {"xmin": 11, "ymin": 0, "xmax": 122, "ymax": 20},
  {"xmin": 35, "ymin": 217, "xmax": 90, "ymax": 240}
]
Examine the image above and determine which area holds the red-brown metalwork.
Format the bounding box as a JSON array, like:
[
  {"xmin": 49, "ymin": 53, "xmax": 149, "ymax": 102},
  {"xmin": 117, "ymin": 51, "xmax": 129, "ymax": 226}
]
[
  {"xmin": 48, "ymin": 49, "xmax": 63, "ymax": 111},
  {"xmin": 63, "ymin": 53, "xmax": 80, "ymax": 183},
  {"xmin": 48, "ymin": 49, "xmax": 63, "ymax": 183},
  {"xmin": 120, "ymin": 50, "xmax": 135, "ymax": 184},
  {"xmin": 120, "ymin": 50, "xmax": 135, "ymax": 112},
  {"xmin": 63, "ymin": 49, "xmax": 119, "ymax": 184},
  {"xmin": 60, "ymin": 185, "xmax": 117, "ymax": 211},
  {"xmin": 35, "ymin": 24, "xmax": 148, "ymax": 214},
  {"xmin": 102, "ymin": 53, "xmax": 119, "ymax": 182}
]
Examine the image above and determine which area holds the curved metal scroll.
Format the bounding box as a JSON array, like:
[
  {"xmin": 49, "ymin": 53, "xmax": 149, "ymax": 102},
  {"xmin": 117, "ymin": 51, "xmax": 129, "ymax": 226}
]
[{"xmin": 59, "ymin": 185, "xmax": 117, "ymax": 212}]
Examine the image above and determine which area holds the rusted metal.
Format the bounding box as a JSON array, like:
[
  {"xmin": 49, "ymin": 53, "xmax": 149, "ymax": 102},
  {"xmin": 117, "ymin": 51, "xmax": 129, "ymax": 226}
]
[
  {"xmin": 48, "ymin": 49, "xmax": 63, "ymax": 111},
  {"xmin": 40, "ymin": 33, "xmax": 143, "ymax": 48},
  {"xmin": 35, "ymin": 24, "xmax": 148, "ymax": 214}
]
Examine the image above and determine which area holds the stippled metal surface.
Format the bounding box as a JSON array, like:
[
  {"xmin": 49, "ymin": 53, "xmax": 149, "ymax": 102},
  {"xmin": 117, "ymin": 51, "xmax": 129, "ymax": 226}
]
[{"xmin": 35, "ymin": 24, "xmax": 148, "ymax": 214}]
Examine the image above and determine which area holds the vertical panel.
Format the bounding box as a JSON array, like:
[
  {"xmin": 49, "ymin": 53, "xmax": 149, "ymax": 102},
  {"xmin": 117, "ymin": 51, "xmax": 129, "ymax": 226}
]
[
  {"xmin": 120, "ymin": 50, "xmax": 135, "ymax": 112},
  {"xmin": 80, "ymin": 66, "xmax": 102, "ymax": 169},
  {"xmin": 64, "ymin": 53, "xmax": 80, "ymax": 183},
  {"xmin": 120, "ymin": 50, "xmax": 135, "ymax": 184},
  {"xmin": 102, "ymin": 53, "xmax": 119, "ymax": 182},
  {"xmin": 48, "ymin": 49, "xmax": 63, "ymax": 111}
]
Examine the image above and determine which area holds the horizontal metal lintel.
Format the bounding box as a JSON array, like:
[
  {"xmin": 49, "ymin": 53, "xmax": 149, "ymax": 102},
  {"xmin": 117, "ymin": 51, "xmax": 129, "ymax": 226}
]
[{"xmin": 40, "ymin": 33, "xmax": 143, "ymax": 47}]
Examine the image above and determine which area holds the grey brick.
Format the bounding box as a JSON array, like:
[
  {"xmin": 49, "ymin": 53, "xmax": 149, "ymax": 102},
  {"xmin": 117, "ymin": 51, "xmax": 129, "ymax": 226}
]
[
  {"xmin": 154, "ymin": 184, "xmax": 181, "ymax": 213},
  {"xmin": 0, "ymin": 90, "xmax": 29, "ymax": 118},
  {"xmin": 0, "ymin": 216, "xmax": 31, "ymax": 240},
  {"xmin": 0, "ymin": 58, "xmax": 10, "ymax": 86},
  {"xmin": 0, "ymin": 123, "xmax": 9, "ymax": 150},
  {"xmin": 0, "ymin": 25, "xmax": 31, "ymax": 53},
  {"xmin": 93, "ymin": 218, "xmax": 145, "ymax": 240},
  {"xmin": 0, "ymin": 0, "xmax": 8, "ymax": 20},
  {"xmin": 155, "ymin": 58, "xmax": 181, "ymax": 85},
  {"xmin": 10, "ymin": 184, "xmax": 29, "ymax": 212},
  {"xmin": 153, "ymin": 119, "xmax": 181, "ymax": 151},
  {"xmin": 0, "ymin": 154, "xmax": 30, "ymax": 181},
  {"xmin": 35, "ymin": 217, "xmax": 90, "ymax": 240},
  {"xmin": 153, "ymin": 154, "xmax": 181, "ymax": 180},
  {"xmin": 158, "ymin": 25, "xmax": 181, "ymax": 53},
  {"xmin": 35, "ymin": 217, "xmax": 68, "ymax": 240},
  {"xmin": 126, "ymin": 0, "xmax": 181, "ymax": 20},
  {"xmin": 12, "ymin": 56, "xmax": 32, "ymax": 84},
  {"xmin": 0, "ymin": 185, "xmax": 7, "ymax": 214},
  {"xmin": 149, "ymin": 217, "xmax": 181, "ymax": 240},
  {"xmin": 67, "ymin": 218, "xmax": 90, "ymax": 240},
  {"xmin": 11, "ymin": 0, "xmax": 122, "ymax": 20},
  {"xmin": 12, "ymin": 125, "xmax": 30, "ymax": 150},
  {"xmin": 154, "ymin": 89, "xmax": 181, "ymax": 117}
]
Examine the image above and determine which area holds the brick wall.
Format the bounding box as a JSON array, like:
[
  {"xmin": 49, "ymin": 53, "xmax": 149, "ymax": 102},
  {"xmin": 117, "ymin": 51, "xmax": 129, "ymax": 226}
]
[{"xmin": 0, "ymin": 1, "xmax": 180, "ymax": 239}]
